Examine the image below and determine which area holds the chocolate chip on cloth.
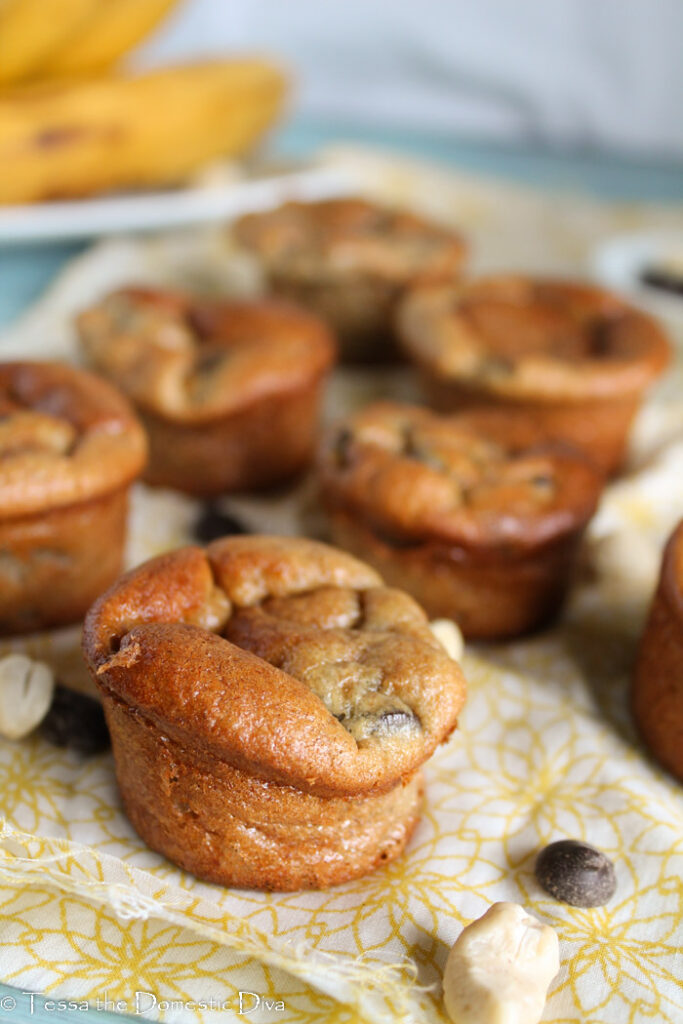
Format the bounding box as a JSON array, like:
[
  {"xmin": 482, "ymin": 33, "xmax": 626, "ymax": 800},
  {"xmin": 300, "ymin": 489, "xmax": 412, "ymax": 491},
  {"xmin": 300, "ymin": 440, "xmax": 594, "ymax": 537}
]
[
  {"xmin": 76, "ymin": 287, "xmax": 336, "ymax": 496},
  {"xmin": 535, "ymin": 839, "xmax": 617, "ymax": 908},
  {"xmin": 318, "ymin": 401, "xmax": 603, "ymax": 639},
  {"xmin": 41, "ymin": 685, "xmax": 111, "ymax": 756},
  {"xmin": 82, "ymin": 535, "xmax": 467, "ymax": 890},
  {"xmin": 193, "ymin": 503, "xmax": 249, "ymax": 544}
]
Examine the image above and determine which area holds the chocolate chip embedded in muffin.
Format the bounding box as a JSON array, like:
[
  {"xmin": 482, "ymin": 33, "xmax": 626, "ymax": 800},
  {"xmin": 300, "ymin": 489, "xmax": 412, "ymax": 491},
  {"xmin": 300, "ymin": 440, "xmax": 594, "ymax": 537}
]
[
  {"xmin": 234, "ymin": 197, "xmax": 467, "ymax": 362},
  {"xmin": 83, "ymin": 535, "xmax": 466, "ymax": 890},
  {"xmin": 344, "ymin": 693, "xmax": 421, "ymax": 744},
  {"xmin": 397, "ymin": 276, "xmax": 671, "ymax": 475},
  {"xmin": 318, "ymin": 401, "xmax": 603, "ymax": 639}
]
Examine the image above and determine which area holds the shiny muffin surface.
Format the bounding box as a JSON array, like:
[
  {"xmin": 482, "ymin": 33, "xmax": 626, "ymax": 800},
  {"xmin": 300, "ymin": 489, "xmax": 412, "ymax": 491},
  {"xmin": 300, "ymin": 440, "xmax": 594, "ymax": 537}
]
[
  {"xmin": 76, "ymin": 286, "xmax": 336, "ymax": 423},
  {"xmin": 398, "ymin": 276, "xmax": 671, "ymax": 400},
  {"xmin": 234, "ymin": 197, "xmax": 466, "ymax": 283},
  {"xmin": 83, "ymin": 536, "xmax": 466, "ymax": 888},
  {"xmin": 85, "ymin": 535, "xmax": 466, "ymax": 795},
  {"xmin": 319, "ymin": 401, "xmax": 602, "ymax": 552}
]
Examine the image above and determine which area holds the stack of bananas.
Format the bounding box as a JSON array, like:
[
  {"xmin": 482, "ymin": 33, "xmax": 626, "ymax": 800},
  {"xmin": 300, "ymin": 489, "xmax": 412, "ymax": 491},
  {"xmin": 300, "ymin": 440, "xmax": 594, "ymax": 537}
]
[{"xmin": 0, "ymin": 0, "xmax": 287, "ymax": 203}]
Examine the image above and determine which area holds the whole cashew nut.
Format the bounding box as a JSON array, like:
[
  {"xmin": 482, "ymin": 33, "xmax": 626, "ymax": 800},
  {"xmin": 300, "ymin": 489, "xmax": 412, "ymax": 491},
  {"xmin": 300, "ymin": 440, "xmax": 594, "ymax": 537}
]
[
  {"xmin": 0, "ymin": 654, "xmax": 55, "ymax": 740},
  {"xmin": 443, "ymin": 902, "xmax": 559, "ymax": 1024}
]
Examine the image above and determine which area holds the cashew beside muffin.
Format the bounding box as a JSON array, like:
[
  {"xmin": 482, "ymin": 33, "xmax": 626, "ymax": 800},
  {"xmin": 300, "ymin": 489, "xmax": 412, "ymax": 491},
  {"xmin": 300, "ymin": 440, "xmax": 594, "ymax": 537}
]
[
  {"xmin": 443, "ymin": 902, "xmax": 559, "ymax": 1024},
  {"xmin": 0, "ymin": 654, "xmax": 55, "ymax": 740}
]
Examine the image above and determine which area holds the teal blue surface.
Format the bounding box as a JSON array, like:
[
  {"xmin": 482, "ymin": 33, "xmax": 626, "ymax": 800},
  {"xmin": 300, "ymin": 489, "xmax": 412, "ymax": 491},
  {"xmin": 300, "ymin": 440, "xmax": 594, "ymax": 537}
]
[
  {"xmin": 0, "ymin": 122, "xmax": 681, "ymax": 1023},
  {"xmin": 275, "ymin": 119, "xmax": 683, "ymax": 202},
  {"xmin": 0, "ymin": 242, "xmax": 87, "ymax": 333}
]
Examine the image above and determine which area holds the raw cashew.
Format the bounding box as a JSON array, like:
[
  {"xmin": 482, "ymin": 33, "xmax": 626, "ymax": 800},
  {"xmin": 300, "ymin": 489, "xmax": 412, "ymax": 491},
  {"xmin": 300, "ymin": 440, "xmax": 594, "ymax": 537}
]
[
  {"xmin": 430, "ymin": 619, "xmax": 465, "ymax": 662},
  {"xmin": 443, "ymin": 902, "xmax": 559, "ymax": 1024},
  {"xmin": 0, "ymin": 654, "xmax": 55, "ymax": 740}
]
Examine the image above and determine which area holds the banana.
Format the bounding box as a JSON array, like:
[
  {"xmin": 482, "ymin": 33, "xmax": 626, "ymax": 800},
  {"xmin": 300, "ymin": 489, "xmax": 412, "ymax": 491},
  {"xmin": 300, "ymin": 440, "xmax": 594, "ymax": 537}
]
[
  {"xmin": 41, "ymin": 0, "xmax": 180, "ymax": 77},
  {"xmin": 0, "ymin": 60, "xmax": 287, "ymax": 204},
  {"xmin": 0, "ymin": 0, "xmax": 101, "ymax": 84}
]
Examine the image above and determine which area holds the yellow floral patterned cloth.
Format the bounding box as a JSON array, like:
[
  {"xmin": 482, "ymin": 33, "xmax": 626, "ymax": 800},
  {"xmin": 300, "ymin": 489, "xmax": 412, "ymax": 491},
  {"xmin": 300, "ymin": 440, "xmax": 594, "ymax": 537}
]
[{"xmin": 0, "ymin": 149, "xmax": 682, "ymax": 1024}]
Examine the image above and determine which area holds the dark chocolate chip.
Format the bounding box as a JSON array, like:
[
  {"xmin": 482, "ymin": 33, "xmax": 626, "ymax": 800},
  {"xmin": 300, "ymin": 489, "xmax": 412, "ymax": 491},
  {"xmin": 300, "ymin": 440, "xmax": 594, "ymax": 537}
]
[
  {"xmin": 640, "ymin": 267, "xmax": 683, "ymax": 297},
  {"xmin": 589, "ymin": 316, "xmax": 623, "ymax": 357},
  {"xmin": 531, "ymin": 474, "xmax": 555, "ymax": 492},
  {"xmin": 535, "ymin": 839, "xmax": 616, "ymax": 907},
  {"xmin": 194, "ymin": 504, "xmax": 249, "ymax": 544},
  {"xmin": 341, "ymin": 696, "xmax": 421, "ymax": 743},
  {"xmin": 375, "ymin": 529, "xmax": 422, "ymax": 550},
  {"xmin": 371, "ymin": 706, "xmax": 420, "ymax": 735},
  {"xmin": 40, "ymin": 685, "xmax": 110, "ymax": 756},
  {"xmin": 333, "ymin": 428, "xmax": 354, "ymax": 468}
]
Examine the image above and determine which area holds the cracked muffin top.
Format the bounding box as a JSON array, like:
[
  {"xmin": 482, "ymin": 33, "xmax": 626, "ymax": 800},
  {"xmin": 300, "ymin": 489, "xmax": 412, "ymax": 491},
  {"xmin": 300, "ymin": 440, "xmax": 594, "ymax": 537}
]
[
  {"xmin": 319, "ymin": 402, "xmax": 603, "ymax": 551},
  {"xmin": 76, "ymin": 287, "xmax": 336, "ymax": 424},
  {"xmin": 398, "ymin": 276, "xmax": 671, "ymax": 399},
  {"xmin": 83, "ymin": 535, "xmax": 466, "ymax": 796},
  {"xmin": 233, "ymin": 197, "xmax": 466, "ymax": 283},
  {"xmin": 0, "ymin": 361, "xmax": 146, "ymax": 519}
]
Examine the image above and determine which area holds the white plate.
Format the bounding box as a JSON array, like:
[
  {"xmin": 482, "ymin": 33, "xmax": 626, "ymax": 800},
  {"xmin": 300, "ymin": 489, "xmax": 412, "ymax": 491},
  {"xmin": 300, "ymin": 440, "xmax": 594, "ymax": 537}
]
[
  {"xmin": 0, "ymin": 165, "xmax": 357, "ymax": 245},
  {"xmin": 591, "ymin": 230, "xmax": 683, "ymax": 326}
]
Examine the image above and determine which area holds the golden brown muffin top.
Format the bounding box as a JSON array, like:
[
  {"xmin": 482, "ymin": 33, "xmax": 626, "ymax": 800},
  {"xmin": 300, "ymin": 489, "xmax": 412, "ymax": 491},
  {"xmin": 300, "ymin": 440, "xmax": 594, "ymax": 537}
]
[
  {"xmin": 398, "ymin": 276, "xmax": 671, "ymax": 400},
  {"xmin": 76, "ymin": 287, "xmax": 336, "ymax": 424},
  {"xmin": 233, "ymin": 197, "xmax": 466, "ymax": 283},
  {"xmin": 83, "ymin": 535, "xmax": 466, "ymax": 796},
  {"xmin": 0, "ymin": 360, "xmax": 146, "ymax": 519},
  {"xmin": 319, "ymin": 402, "xmax": 603, "ymax": 551}
]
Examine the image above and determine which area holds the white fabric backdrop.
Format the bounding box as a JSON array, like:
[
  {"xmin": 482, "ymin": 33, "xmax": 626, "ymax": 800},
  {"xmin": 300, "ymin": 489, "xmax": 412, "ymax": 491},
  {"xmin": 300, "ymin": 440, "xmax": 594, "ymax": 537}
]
[{"xmin": 134, "ymin": 0, "xmax": 683, "ymax": 158}]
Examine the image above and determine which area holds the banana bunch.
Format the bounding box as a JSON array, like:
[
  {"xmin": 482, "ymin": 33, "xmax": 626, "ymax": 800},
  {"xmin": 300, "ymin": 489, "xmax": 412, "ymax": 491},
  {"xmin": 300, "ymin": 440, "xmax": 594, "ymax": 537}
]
[
  {"xmin": 0, "ymin": 0, "xmax": 179, "ymax": 84},
  {"xmin": 0, "ymin": 59, "xmax": 287, "ymax": 203},
  {"xmin": 0, "ymin": 1, "xmax": 287, "ymax": 204}
]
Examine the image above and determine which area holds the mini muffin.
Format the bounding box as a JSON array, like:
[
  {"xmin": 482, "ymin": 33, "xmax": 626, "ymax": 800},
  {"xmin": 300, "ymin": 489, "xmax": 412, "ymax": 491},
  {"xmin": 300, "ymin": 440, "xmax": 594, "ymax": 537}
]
[
  {"xmin": 76, "ymin": 287, "xmax": 336, "ymax": 496},
  {"xmin": 233, "ymin": 197, "xmax": 466, "ymax": 362},
  {"xmin": 318, "ymin": 402, "xmax": 603, "ymax": 639},
  {"xmin": 0, "ymin": 361, "xmax": 146, "ymax": 635},
  {"xmin": 83, "ymin": 535, "xmax": 466, "ymax": 890},
  {"xmin": 632, "ymin": 522, "xmax": 683, "ymax": 782},
  {"xmin": 397, "ymin": 276, "xmax": 671, "ymax": 475}
]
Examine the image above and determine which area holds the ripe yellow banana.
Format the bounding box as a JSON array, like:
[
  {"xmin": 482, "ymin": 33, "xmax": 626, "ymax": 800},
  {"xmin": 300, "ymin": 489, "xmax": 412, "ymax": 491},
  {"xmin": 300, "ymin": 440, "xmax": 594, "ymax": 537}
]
[
  {"xmin": 41, "ymin": 0, "xmax": 180, "ymax": 77},
  {"xmin": 0, "ymin": 0, "xmax": 101, "ymax": 85},
  {"xmin": 0, "ymin": 59, "xmax": 287, "ymax": 204}
]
